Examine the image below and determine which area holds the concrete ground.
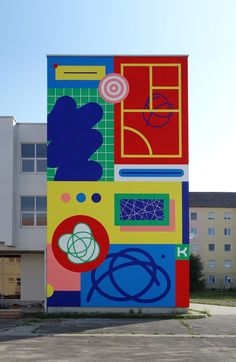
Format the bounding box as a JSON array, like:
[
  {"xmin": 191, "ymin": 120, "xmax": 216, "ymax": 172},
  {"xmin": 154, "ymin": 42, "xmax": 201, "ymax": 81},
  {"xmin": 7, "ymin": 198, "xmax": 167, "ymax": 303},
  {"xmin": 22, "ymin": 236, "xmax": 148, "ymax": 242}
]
[
  {"xmin": 190, "ymin": 302, "xmax": 236, "ymax": 315},
  {"xmin": 0, "ymin": 304, "xmax": 235, "ymax": 361}
]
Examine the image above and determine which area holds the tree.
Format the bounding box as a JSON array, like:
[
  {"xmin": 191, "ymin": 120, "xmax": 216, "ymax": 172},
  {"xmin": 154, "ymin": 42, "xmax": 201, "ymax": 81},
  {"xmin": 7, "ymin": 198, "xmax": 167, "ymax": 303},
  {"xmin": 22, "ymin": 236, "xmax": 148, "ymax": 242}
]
[{"xmin": 190, "ymin": 253, "xmax": 206, "ymax": 292}]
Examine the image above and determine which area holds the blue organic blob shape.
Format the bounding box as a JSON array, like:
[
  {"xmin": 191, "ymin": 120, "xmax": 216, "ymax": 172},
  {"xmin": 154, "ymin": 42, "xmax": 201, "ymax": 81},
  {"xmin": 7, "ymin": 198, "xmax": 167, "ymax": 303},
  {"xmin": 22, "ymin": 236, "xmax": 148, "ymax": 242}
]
[{"xmin": 48, "ymin": 96, "xmax": 104, "ymax": 181}]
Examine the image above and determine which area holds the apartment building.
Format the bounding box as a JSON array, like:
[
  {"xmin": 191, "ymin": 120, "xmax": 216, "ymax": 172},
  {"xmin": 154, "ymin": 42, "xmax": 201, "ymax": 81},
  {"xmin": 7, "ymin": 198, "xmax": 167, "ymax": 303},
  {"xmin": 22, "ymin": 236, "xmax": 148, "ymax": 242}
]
[
  {"xmin": 0, "ymin": 117, "xmax": 46, "ymax": 304},
  {"xmin": 189, "ymin": 192, "xmax": 236, "ymax": 289}
]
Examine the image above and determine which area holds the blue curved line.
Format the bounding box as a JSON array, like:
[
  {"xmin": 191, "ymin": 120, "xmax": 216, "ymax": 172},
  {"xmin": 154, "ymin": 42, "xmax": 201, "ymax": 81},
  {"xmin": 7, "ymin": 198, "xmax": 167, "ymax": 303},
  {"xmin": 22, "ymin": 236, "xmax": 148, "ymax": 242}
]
[
  {"xmin": 119, "ymin": 169, "xmax": 184, "ymax": 177},
  {"xmin": 109, "ymin": 250, "xmax": 159, "ymax": 297},
  {"xmin": 109, "ymin": 255, "xmax": 158, "ymax": 300},
  {"xmin": 86, "ymin": 248, "xmax": 171, "ymax": 303},
  {"xmin": 87, "ymin": 257, "xmax": 159, "ymax": 302},
  {"xmin": 142, "ymin": 93, "xmax": 174, "ymax": 128}
]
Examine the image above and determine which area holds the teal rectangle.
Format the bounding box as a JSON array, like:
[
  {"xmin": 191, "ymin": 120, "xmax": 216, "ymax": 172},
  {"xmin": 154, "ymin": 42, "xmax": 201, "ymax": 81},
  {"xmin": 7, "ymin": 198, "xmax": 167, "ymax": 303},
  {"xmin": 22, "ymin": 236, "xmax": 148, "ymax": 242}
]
[{"xmin": 114, "ymin": 193, "xmax": 170, "ymax": 226}]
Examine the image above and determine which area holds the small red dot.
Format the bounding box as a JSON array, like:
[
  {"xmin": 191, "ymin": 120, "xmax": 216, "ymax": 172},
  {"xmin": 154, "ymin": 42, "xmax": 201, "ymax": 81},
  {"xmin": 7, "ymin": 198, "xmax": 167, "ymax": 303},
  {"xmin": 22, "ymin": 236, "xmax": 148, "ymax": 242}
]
[{"xmin": 53, "ymin": 64, "xmax": 58, "ymax": 68}]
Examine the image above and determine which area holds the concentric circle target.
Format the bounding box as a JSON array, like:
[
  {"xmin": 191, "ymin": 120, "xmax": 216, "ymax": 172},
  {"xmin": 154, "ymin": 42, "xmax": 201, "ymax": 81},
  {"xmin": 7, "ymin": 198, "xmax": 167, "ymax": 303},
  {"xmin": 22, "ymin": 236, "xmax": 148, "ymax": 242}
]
[{"xmin": 99, "ymin": 73, "xmax": 129, "ymax": 103}]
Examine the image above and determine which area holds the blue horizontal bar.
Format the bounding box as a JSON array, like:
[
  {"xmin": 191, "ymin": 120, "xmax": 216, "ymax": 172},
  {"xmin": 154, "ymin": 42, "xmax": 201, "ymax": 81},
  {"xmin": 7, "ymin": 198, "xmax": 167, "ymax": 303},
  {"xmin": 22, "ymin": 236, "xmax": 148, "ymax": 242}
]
[{"xmin": 119, "ymin": 169, "xmax": 184, "ymax": 177}]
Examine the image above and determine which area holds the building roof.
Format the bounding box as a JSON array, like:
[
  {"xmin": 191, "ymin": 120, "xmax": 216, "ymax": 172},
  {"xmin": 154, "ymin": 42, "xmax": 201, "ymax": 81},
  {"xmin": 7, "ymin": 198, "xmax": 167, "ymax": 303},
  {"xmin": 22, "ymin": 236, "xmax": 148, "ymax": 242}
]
[{"xmin": 189, "ymin": 192, "xmax": 236, "ymax": 208}]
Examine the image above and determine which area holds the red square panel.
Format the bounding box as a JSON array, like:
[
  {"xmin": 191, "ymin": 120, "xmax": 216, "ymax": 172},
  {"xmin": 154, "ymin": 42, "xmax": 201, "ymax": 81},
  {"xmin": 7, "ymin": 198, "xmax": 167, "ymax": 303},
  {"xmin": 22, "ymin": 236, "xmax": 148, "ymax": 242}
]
[
  {"xmin": 153, "ymin": 65, "xmax": 179, "ymax": 87},
  {"xmin": 114, "ymin": 56, "xmax": 188, "ymax": 165}
]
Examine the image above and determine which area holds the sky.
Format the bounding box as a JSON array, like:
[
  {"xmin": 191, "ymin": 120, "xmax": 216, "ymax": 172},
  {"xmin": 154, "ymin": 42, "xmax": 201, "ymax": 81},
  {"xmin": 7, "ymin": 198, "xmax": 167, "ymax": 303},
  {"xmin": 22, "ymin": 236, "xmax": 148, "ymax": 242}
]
[{"xmin": 0, "ymin": 0, "xmax": 236, "ymax": 192}]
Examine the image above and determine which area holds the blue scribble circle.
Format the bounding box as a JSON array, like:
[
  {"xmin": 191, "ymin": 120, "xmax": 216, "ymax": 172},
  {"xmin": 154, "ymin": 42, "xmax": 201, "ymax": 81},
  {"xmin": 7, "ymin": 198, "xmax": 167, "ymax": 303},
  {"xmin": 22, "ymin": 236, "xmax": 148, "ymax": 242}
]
[
  {"xmin": 143, "ymin": 93, "xmax": 174, "ymax": 128},
  {"xmin": 87, "ymin": 248, "xmax": 171, "ymax": 303}
]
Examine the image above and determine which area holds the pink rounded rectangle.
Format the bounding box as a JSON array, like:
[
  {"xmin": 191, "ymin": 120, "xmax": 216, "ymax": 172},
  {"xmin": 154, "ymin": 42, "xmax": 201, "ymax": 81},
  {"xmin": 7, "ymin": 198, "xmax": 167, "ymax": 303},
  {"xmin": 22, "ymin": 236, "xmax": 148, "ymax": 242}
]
[{"xmin": 47, "ymin": 245, "xmax": 80, "ymax": 291}]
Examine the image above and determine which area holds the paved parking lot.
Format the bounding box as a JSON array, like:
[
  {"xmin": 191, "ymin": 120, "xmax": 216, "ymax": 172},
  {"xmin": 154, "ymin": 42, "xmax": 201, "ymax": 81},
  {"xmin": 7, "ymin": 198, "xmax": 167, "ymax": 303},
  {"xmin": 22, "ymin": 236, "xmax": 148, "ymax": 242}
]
[{"xmin": 0, "ymin": 306, "xmax": 235, "ymax": 361}]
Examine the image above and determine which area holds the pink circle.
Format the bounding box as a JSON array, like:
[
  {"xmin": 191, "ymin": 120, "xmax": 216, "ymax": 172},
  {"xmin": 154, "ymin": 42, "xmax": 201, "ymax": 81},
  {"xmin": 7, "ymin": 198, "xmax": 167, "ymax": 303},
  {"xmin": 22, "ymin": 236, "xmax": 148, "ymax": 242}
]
[
  {"xmin": 105, "ymin": 79, "xmax": 123, "ymax": 97},
  {"xmin": 60, "ymin": 193, "xmax": 71, "ymax": 202},
  {"xmin": 98, "ymin": 73, "xmax": 129, "ymax": 104},
  {"xmin": 111, "ymin": 84, "xmax": 118, "ymax": 92}
]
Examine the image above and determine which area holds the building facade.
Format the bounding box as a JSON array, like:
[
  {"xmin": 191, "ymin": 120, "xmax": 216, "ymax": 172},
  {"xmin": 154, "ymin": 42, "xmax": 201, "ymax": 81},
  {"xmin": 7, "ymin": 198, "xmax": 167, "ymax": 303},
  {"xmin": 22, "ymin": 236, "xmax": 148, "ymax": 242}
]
[
  {"xmin": 0, "ymin": 117, "xmax": 46, "ymax": 304},
  {"xmin": 46, "ymin": 55, "xmax": 189, "ymax": 311},
  {"xmin": 0, "ymin": 117, "xmax": 235, "ymax": 304},
  {"xmin": 189, "ymin": 193, "xmax": 236, "ymax": 289}
]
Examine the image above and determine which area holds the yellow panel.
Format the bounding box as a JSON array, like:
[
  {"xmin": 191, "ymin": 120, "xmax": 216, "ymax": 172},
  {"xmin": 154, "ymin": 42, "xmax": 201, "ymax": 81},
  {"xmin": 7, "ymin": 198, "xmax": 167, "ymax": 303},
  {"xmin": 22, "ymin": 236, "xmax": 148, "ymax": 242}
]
[
  {"xmin": 55, "ymin": 66, "xmax": 106, "ymax": 80},
  {"xmin": 47, "ymin": 182, "xmax": 183, "ymax": 245}
]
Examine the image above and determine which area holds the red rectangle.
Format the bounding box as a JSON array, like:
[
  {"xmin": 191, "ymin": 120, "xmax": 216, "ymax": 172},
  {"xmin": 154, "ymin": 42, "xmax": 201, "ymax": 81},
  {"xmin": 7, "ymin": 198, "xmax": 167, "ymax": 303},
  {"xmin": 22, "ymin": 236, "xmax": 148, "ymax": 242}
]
[
  {"xmin": 114, "ymin": 56, "xmax": 188, "ymax": 165},
  {"xmin": 175, "ymin": 260, "xmax": 189, "ymax": 307},
  {"xmin": 123, "ymin": 66, "xmax": 150, "ymax": 109},
  {"xmin": 153, "ymin": 65, "xmax": 179, "ymax": 87}
]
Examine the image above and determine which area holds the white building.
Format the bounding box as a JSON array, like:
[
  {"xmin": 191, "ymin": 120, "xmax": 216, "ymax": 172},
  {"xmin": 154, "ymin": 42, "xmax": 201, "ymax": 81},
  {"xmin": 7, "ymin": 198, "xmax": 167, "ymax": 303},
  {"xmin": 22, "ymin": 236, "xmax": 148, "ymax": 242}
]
[{"xmin": 0, "ymin": 117, "xmax": 46, "ymax": 304}]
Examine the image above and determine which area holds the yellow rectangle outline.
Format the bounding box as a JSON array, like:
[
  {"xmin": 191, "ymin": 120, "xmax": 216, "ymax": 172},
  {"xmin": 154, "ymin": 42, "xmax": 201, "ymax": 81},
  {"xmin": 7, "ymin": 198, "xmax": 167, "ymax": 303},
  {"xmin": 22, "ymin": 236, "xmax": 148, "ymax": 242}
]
[
  {"xmin": 152, "ymin": 86, "xmax": 180, "ymax": 90},
  {"xmin": 121, "ymin": 63, "xmax": 181, "ymax": 67},
  {"xmin": 55, "ymin": 65, "xmax": 106, "ymax": 81},
  {"xmin": 120, "ymin": 63, "xmax": 182, "ymax": 158}
]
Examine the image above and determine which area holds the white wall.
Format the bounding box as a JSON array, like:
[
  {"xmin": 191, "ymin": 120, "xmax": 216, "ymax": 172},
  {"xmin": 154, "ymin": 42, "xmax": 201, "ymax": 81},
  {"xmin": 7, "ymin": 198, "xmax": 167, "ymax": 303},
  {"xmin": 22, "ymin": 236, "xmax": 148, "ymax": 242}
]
[
  {"xmin": 14, "ymin": 123, "xmax": 47, "ymax": 250},
  {"xmin": 0, "ymin": 120, "xmax": 47, "ymax": 251},
  {"xmin": 0, "ymin": 120, "xmax": 47, "ymax": 302},
  {"xmin": 21, "ymin": 253, "xmax": 45, "ymax": 301},
  {"xmin": 0, "ymin": 117, "xmax": 16, "ymax": 246}
]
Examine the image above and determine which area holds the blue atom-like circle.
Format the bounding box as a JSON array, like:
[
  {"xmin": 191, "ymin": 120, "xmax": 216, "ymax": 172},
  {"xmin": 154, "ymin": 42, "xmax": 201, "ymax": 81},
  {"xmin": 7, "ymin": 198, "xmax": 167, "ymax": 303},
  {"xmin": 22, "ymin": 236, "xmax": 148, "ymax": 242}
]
[
  {"xmin": 86, "ymin": 248, "xmax": 171, "ymax": 303},
  {"xmin": 142, "ymin": 93, "xmax": 174, "ymax": 128}
]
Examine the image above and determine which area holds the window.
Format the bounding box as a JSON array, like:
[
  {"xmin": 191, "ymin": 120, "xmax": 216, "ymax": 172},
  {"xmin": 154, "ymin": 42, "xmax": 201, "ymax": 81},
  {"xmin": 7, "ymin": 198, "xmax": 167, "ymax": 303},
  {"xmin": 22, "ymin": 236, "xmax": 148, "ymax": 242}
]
[
  {"xmin": 208, "ymin": 212, "xmax": 215, "ymax": 220},
  {"xmin": 224, "ymin": 276, "xmax": 232, "ymax": 284},
  {"xmin": 0, "ymin": 255, "xmax": 21, "ymax": 299},
  {"xmin": 208, "ymin": 275, "xmax": 215, "ymax": 284},
  {"xmin": 191, "ymin": 212, "xmax": 197, "ymax": 221},
  {"xmin": 21, "ymin": 196, "xmax": 47, "ymax": 226},
  {"xmin": 224, "ymin": 244, "xmax": 231, "ymax": 252},
  {"xmin": 190, "ymin": 227, "xmax": 198, "ymax": 236},
  {"xmin": 224, "ymin": 212, "xmax": 232, "ymax": 220},
  {"xmin": 208, "ymin": 228, "xmax": 215, "ymax": 236},
  {"xmin": 208, "ymin": 260, "xmax": 216, "ymax": 268},
  {"xmin": 224, "ymin": 260, "xmax": 232, "ymax": 268},
  {"xmin": 208, "ymin": 244, "xmax": 215, "ymax": 251},
  {"xmin": 21, "ymin": 143, "xmax": 47, "ymax": 173},
  {"xmin": 224, "ymin": 228, "xmax": 232, "ymax": 236},
  {"xmin": 190, "ymin": 244, "xmax": 199, "ymax": 254}
]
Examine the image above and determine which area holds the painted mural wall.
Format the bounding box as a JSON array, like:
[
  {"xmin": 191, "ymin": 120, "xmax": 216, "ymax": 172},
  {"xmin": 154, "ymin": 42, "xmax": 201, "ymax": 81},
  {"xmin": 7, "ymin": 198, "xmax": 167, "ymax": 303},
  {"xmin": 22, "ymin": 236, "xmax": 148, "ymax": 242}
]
[{"xmin": 47, "ymin": 56, "xmax": 189, "ymax": 309}]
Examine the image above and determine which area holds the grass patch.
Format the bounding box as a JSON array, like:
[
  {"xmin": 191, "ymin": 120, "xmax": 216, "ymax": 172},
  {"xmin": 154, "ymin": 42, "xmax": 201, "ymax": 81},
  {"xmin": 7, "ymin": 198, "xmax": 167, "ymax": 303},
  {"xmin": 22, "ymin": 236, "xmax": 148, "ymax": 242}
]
[
  {"xmin": 190, "ymin": 290, "xmax": 236, "ymax": 307},
  {"xmin": 23, "ymin": 311, "xmax": 205, "ymax": 321},
  {"xmin": 189, "ymin": 308, "xmax": 211, "ymax": 317}
]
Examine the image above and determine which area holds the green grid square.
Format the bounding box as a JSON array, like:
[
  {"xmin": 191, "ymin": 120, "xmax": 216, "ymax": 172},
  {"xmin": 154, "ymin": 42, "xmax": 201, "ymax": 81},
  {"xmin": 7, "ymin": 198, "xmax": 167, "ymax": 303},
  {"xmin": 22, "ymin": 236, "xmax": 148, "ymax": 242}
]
[
  {"xmin": 90, "ymin": 88, "xmax": 97, "ymax": 95},
  {"xmin": 47, "ymin": 88, "xmax": 115, "ymax": 181},
  {"xmin": 73, "ymin": 88, "xmax": 80, "ymax": 96},
  {"xmin": 56, "ymin": 89, "xmax": 64, "ymax": 96},
  {"xmin": 48, "ymin": 96, "xmax": 55, "ymax": 104},
  {"xmin": 48, "ymin": 89, "xmax": 55, "ymax": 96}
]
